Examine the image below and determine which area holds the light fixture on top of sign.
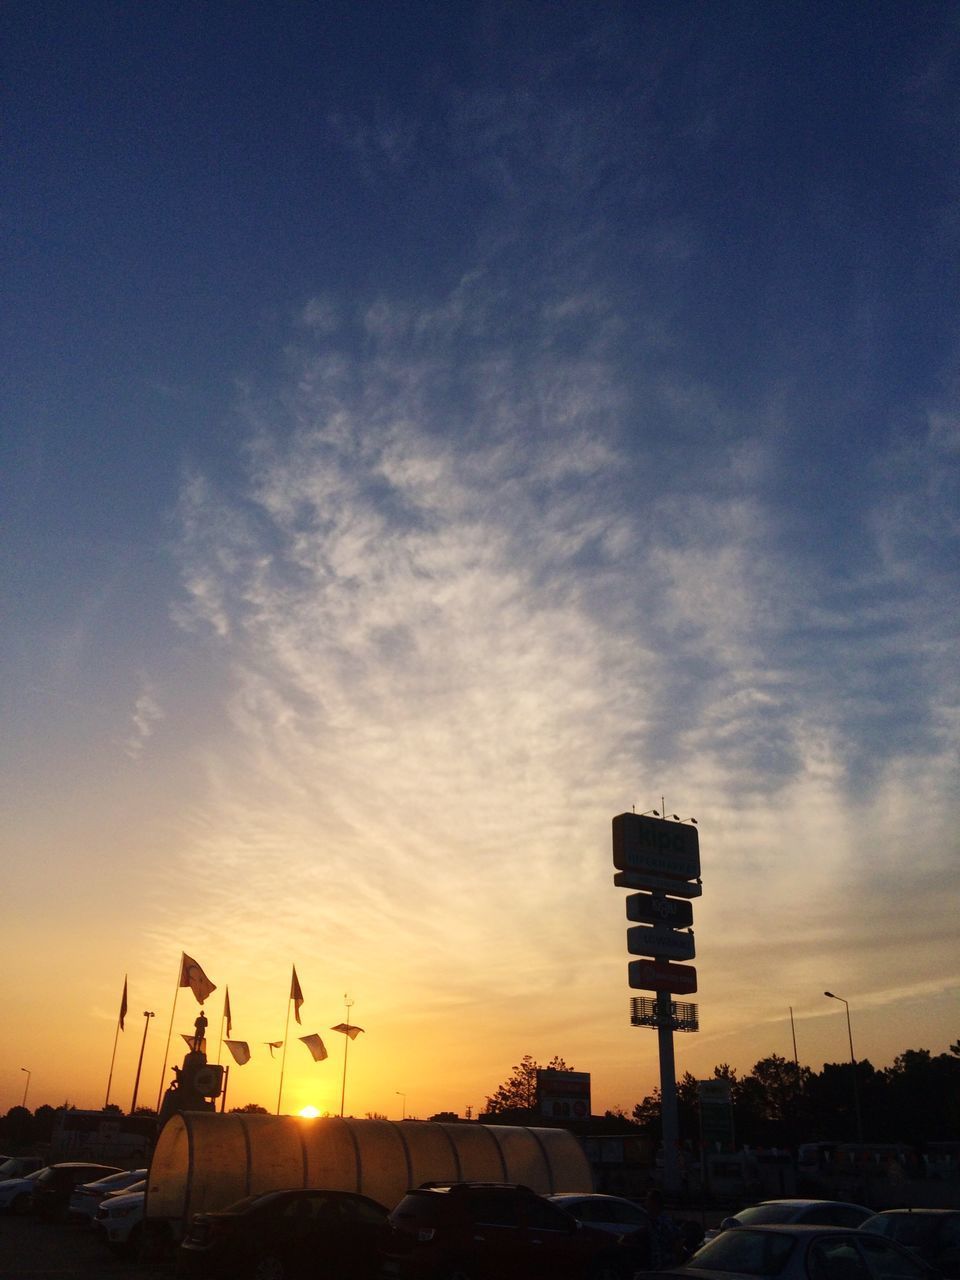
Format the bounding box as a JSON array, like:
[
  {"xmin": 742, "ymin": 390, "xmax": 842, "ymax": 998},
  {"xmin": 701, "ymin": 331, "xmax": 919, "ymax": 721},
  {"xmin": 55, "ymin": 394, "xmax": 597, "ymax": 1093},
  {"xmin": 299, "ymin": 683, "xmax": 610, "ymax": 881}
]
[{"xmin": 669, "ymin": 815, "xmax": 697, "ymax": 824}]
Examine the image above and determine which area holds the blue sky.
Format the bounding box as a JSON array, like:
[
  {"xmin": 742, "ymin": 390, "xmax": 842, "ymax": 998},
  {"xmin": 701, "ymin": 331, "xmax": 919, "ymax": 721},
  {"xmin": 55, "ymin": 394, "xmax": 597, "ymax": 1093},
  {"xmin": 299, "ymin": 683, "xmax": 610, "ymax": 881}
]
[{"xmin": 2, "ymin": 2, "xmax": 958, "ymax": 1117}]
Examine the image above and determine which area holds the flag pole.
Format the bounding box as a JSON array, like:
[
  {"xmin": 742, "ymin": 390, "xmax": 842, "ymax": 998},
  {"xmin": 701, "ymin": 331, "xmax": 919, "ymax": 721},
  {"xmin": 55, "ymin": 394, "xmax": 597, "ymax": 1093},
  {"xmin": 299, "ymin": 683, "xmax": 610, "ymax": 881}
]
[
  {"xmin": 217, "ymin": 988, "xmax": 228, "ymax": 1066},
  {"xmin": 156, "ymin": 954, "xmax": 183, "ymax": 1112},
  {"xmin": 104, "ymin": 975, "xmax": 126, "ymax": 1108},
  {"xmin": 339, "ymin": 994, "xmax": 354, "ymax": 1118},
  {"xmin": 220, "ymin": 1065, "xmax": 230, "ymax": 1113},
  {"xmin": 276, "ymin": 990, "xmax": 292, "ymax": 1116}
]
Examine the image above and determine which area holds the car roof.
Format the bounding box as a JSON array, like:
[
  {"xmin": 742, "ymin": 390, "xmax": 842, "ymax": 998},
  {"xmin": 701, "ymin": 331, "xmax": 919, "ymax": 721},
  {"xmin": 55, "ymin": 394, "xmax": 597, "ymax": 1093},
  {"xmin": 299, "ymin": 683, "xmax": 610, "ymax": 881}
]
[
  {"xmin": 870, "ymin": 1209, "xmax": 957, "ymax": 1217},
  {"xmin": 551, "ymin": 1192, "xmax": 635, "ymax": 1200},
  {"xmin": 727, "ymin": 1224, "xmax": 870, "ymax": 1235}
]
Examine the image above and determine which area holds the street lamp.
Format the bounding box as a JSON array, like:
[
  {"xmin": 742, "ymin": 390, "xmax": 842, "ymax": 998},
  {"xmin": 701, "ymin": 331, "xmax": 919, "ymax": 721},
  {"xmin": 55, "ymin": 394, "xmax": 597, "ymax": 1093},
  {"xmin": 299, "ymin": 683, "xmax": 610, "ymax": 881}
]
[
  {"xmin": 824, "ymin": 992, "xmax": 863, "ymax": 1142},
  {"xmin": 20, "ymin": 1068, "xmax": 31, "ymax": 1109},
  {"xmin": 131, "ymin": 1012, "xmax": 155, "ymax": 1114},
  {"xmin": 396, "ymin": 1091, "xmax": 406, "ymax": 1120}
]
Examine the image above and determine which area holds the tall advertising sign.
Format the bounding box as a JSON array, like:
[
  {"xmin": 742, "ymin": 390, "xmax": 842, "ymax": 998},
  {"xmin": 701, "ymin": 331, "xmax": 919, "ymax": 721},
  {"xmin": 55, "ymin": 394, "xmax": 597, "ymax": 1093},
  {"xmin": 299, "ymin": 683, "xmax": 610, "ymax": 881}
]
[{"xmin": 613, "ymin": 810, "xmax": 703, "ymax": 1196}]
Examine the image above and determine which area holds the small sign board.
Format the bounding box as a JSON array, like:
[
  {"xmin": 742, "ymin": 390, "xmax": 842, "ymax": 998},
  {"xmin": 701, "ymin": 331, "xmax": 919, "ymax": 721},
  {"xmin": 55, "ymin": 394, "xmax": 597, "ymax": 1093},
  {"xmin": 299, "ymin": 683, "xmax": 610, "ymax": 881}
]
[
  {"xmin": 626, "ymin": 893, "xmax": 694, "ymax": 927},
  {"xmin": 536, "ymin": 1069, "xmax": 591, "ymax": 1120},
  {"xmin": 613, "ymin": 813, "xmax": 700, "ymax": 880},
  {"xmin": 614, "ymin": 870, "xmax": 702, "ymax": 898},
  {"xmin": 628, "ymin": 959, "xmax": 698, "ymax": 994},
  {"xmin": 627, "ymin": 924, "xmax": 695, "ymax": 961}
]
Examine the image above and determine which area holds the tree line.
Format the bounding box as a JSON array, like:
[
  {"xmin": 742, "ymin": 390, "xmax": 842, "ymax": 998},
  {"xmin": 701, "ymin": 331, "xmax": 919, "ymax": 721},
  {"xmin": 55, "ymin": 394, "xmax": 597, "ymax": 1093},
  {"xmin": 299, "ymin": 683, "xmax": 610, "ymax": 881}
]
[{"xmin": 482, "ymin": 1045, "xmax": 960, "ymax": 1148}]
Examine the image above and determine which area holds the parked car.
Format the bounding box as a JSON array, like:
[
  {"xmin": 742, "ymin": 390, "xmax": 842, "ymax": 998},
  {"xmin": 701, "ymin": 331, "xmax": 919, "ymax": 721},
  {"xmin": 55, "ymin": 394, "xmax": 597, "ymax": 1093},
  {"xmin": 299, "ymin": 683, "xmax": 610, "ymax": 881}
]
[
  {"xmin": 0, "ymin": 1167, "xmax": 46, "ymax": 1214},
  {"xmin": 861, "ymin": 1209, "xmax": 960, "ymax": 1278},
  {"xmin": 660, "ymin": 1223, "xmax": 940, "ymax": 1280},
  {"xmin": 177, "ymin": 1187, "xmax": 391, "ymax": 1279},
  {"xmin": 93, "ymin": 1183, "xmax": 147, "ymax": 1256},
  {"xmin": 32, "ymin": 1162, "xmax": 122, "ymax": 1220},
  {"xmin": 68, "ymin": 1167, "xmax": 147, "ymax": 1223},
  {"xmin": 703, "ymin": 1199, "xmax": 874, "ymax": 1243},
  {"xmin": 549, "ymin": 1193, "xmax": 651, "ymax": 1240},
  {"xmin": 383, "ymin": 1181, "xmax": 639, "ymax": 1280},
  {"xmin": 0, "ymin": 1155, "xmax": 44, "ymax": 1180}
]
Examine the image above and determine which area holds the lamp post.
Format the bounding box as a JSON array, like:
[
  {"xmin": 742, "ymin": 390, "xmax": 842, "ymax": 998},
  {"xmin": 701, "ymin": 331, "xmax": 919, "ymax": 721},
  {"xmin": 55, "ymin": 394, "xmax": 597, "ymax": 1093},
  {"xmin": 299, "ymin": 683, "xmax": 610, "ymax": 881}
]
[
  {"xmin": 131, "ymin": 1012, "xmax": 155, "ymax": 1114},
  {"xmin": 20, "ymin": 1068, "xmax": 31, "ymax": 1109},
  {"xmin": 824, "ymin": 991, "xmax": 863, "ymax": 1142},
  {"xmin": 396, "ymin": 1091, "xmax": 406, "ymax": 1120}
]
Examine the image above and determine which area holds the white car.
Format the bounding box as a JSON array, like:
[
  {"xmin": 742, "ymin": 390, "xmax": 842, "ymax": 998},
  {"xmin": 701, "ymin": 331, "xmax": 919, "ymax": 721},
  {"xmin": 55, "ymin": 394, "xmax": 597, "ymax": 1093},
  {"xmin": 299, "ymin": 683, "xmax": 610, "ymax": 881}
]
[
  {"xmin": 68, "ymin": 1168, "xmax": 147, "ymax": 1222},
  {"xmin": 0, "ymin": 1167, "xmax": 45, "ymax": 1214},
  {"xmin": 93, "ymin": 1184, "xmax": 146, "ymax": 1255},
  {"xmin": 703, "ymin": 1198, "xmax": 874, "ymax": 1243}
]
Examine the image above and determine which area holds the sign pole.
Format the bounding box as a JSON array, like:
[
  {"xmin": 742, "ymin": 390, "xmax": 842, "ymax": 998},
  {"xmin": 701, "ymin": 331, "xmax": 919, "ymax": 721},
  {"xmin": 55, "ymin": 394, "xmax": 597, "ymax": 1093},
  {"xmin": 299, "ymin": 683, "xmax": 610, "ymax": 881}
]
[{"xmin": 657, "ymin": 989, "xmax": 681, "ymax": 1194}]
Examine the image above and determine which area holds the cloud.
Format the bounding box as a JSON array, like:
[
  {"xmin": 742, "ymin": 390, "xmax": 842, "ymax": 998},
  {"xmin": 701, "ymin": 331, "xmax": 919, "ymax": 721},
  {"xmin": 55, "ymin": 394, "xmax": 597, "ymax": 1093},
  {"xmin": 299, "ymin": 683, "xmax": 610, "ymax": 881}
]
[{"xmin": 125, "ymin": 682, "xmax": 165, "ymax": 759}]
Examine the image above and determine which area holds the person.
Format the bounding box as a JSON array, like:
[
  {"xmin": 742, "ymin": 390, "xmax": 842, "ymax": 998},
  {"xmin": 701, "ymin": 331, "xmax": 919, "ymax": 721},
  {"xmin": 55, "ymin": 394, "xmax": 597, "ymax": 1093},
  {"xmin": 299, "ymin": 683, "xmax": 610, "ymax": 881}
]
[{"xmin": 646, "ymin": 1188, "xmax": 682, "ymax": 1269}]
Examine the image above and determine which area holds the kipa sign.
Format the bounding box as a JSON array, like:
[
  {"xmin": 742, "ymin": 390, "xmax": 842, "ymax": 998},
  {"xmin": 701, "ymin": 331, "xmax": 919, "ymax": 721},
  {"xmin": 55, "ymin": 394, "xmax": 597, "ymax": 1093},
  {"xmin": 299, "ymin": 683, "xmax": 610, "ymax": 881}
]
[{"xmin": 612, "ymin": 813, "xmax": 700, "ymax": 881}]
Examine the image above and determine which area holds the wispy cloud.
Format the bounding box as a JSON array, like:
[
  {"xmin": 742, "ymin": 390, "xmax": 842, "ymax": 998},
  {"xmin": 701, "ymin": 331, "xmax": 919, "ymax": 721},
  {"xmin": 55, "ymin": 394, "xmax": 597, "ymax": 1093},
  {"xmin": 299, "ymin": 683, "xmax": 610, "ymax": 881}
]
[{"xmin": 125, "ymin": 683, "xmax": 165, "ymax": 759}]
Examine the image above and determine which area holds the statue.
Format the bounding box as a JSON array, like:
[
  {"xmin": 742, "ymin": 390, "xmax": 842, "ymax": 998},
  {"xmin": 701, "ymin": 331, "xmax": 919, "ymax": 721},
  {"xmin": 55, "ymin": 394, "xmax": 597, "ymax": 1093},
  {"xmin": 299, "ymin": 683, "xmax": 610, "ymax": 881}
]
[{"xmin": 192, "ymin": 1009, "xmax": 208, "ymax": 1052}]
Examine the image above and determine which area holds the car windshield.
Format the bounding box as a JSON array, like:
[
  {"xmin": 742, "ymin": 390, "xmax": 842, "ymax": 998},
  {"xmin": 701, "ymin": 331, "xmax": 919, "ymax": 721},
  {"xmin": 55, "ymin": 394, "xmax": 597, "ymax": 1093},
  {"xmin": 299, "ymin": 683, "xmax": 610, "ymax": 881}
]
[
  {"xmin": 690, "ymin": 1230, "xmax": 797, "ymax": 1275},
  {"xmin": 737, "ymin": 1205, "xmax": 807, "ymax": 1226},
  {"xmin": 862, "ymin": 1216, "xmax": 938, "ymax": 1247}
]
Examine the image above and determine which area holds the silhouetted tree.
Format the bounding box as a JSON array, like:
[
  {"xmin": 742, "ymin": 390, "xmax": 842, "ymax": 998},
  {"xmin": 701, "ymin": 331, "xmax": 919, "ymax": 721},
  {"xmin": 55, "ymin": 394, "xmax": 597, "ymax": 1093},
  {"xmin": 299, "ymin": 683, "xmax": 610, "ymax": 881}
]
[
  {"xmin": 483, "ymin": 1054, "xmax": 571, "ymax": 1117},
  {"xmin": 229, "ymin": 1103, "xmax": 269, "ymax": 1114}
]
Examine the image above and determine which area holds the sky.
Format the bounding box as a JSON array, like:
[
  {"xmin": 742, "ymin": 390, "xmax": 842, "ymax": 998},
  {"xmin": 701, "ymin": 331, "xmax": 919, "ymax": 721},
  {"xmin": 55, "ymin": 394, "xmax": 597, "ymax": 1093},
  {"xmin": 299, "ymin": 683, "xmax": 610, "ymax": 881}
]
[{"xmin": 2, "ymin": 1, "xmax": 958, "ymax": 1124}]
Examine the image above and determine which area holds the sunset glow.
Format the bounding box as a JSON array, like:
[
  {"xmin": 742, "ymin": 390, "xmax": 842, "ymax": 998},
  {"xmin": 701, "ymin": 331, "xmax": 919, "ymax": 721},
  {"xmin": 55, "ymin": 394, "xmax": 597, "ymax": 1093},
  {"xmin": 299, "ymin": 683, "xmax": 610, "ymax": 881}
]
[{"xmin": 2, "ymin": 4, "xmax": 957, "ymax": 1126}]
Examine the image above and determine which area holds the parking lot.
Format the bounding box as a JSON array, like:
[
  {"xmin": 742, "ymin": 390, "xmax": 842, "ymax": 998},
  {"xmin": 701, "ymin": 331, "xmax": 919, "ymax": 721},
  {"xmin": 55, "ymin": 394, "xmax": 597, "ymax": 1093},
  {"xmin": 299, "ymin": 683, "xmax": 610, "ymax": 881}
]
[{"xmin": 0, "ymin": 1214, "xmax": 172, "ymax": 1280}]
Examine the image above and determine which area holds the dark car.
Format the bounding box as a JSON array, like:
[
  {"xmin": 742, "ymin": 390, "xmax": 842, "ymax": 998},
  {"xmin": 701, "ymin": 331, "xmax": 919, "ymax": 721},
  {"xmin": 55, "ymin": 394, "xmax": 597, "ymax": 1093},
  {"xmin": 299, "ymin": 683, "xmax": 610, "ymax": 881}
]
[
  {"xmin": 32, "ymin": 1162, "xmax": 123, "ymax": 1220},
  {"xmin": 861, "ymin": 1209, "xmax": 960, "ymax": 1278},
  {"xmin": 177, "ymin": 1187, "xmax": 390, "ymax": 1279},
  {"xmin": 655, "ymin": 1222, "xmax": 941, "ymax": 1280},
  {"xmin": 705, "ymin": 1201, "xmax": 874, "ymax": 1243},
  {"xmin": 382, "ymin": 1181, "xmax": 638, "ymax": 1280}
]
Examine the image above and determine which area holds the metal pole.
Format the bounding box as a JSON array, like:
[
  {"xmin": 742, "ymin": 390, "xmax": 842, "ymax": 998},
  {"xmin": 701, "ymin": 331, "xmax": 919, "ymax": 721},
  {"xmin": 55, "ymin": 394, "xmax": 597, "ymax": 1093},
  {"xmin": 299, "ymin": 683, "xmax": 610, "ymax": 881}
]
[
  {"xmin": 340, "ymin": 995, "xmax": 354, "ymax": 1118},
  {"xmin": 131, "ymin": 1012, "xmax": 155, "ymax": 1113},
  {"xmin": 824, "ymin": 992, "xmax": 863, "ymax": 1143},
  {"xmin": 657, "ymin": 990, "xmax": 680, "ymax": 1194},
  {"xmin": 20, "ymin": 1068, "xmax": 31, "ymax": 1109},
  {"xmin": 396, "ymin": 1091, "xmax": 406, "ymax": 1120}
]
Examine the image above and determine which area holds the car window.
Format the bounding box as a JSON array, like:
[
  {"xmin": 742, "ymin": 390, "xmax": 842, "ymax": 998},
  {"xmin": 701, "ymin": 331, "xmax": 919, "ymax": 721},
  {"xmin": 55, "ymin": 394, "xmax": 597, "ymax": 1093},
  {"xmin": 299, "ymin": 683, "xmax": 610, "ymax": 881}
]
[
  {"xmin": 524, "ymin": 1198, "xmax": 575, "ymax": 1232},
  {"xmin": 858, "ymin": 1236, "xmax": 932, "ymax": 1280},
  {"xmin": 813, "ymin": 1207, "xmax": 869, "ymax": 1228},
  {"xmin": 808, "ymin": 1238, "xmax": 872, "ymax": 1280},
  {"xmin": 691, "ymin": 1229, "xmax": 797, "ymax": 1275},
  {"xmin": 469, "ymin": 1192, "xmax": 521, "ymax": 1227},
  {"xmin": 739, "ymin": 1205, "xmax": 801, "ymax": 1226},
  {"xmin": 609, "ymin": 1201, "xmax": 649, "ymax": 1227},
  {"xmin": 339, "ymin": 1197, "xmax": 386, "ymax": 1225}
]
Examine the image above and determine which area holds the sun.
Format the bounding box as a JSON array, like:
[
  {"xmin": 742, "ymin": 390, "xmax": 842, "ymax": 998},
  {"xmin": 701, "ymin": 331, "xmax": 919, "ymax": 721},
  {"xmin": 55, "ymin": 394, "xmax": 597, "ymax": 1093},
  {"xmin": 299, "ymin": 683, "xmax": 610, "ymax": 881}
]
[{"xmin": 298, "ymin": 1105, "xmax": 321, "ymax": 1118}]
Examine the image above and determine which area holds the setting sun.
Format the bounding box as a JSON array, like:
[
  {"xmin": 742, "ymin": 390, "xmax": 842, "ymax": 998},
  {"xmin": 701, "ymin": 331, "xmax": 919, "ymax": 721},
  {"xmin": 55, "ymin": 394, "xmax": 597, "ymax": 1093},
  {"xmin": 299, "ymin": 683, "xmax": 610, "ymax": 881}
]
[{"xmin": 298, "ymin": 1106, "xmax": 321, "ymax": 1119}]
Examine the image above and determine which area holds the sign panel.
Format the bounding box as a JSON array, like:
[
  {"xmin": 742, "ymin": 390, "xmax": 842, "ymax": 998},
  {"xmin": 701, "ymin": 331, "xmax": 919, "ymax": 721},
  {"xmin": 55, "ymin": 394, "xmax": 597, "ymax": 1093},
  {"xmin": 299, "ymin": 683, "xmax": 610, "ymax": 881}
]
[
  {"xmin": 626, "ymin": 893, "xmax": 694, "ymax": 927},
  {"xmin": 536, "ymin": 1069, "xmax": 591, "ymax": 1120},
  {"xmin": 614, "ymin": 871, "xmax": 702, "ymax": 898},
  {"xmin": 613, "ymin": 813, "xmax": 700, "ymax": 880},
  {"xmin": 627, "ymin": 924, "xmax": 696, "ymax": 961},
  {"xmin": 628, "ymin": 959, "xmax": 698, "ymax": 994}
]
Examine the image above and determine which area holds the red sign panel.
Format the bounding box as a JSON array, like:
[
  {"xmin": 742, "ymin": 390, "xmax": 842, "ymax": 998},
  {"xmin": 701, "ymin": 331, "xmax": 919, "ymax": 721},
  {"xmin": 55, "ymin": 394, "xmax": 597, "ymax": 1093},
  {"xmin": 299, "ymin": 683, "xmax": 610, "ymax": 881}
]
[{"xmin": 628, "ymin": 959, "xmax": 698, "ymax": 995}]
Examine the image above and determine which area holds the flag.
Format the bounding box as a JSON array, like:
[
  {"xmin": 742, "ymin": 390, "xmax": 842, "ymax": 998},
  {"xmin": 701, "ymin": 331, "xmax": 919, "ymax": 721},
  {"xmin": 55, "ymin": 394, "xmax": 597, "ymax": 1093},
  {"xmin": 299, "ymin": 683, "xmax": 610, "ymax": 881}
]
[
  {"xmin": 181, "ymin": 1033, "xmax": 207, "ymax": 1054},
  {"xmin": 331, "ymin": 1023, "xmax": 364, "ymax": 1040},
  {"xmin": 224, "ymin": 987, "xmax": 232, "ymax": 1036},
  {"xmin": 299, "ymin": 1034, "xmax": 328, "ymax": 1062},
  {"xmin": 264, "ymin": 1041, "xmax": 283, "ymax": 1058},
  {"xmin": 118, "ymin": 976, "xmax": 128, "ymax": 1032},
  {"xmin": 224, "ymin": 1040, "xmax": 251, "ymax": 1066},
  {"xmin": 290, "ymin": 966, "xmax": 304, "ymax": 1025},
  {"xmin": 180, "ymin": 952, "xmax": 217, "ymax": 1004}
]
